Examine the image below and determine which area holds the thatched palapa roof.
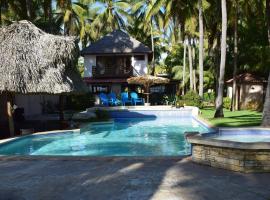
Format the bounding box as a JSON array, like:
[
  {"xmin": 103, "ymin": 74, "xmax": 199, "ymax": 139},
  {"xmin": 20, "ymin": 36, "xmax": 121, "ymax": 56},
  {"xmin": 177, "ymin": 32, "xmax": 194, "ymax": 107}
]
[
  {"xmin": 127, "ymin": 75, "xmax": 170, "ymax": 87},
  {"xmin": 81, "ymin": 30, "xmax": 152, "ymax": 55},
  {"xmin": 127, "ymin": 75, "xmax": 169, "ymax": 103},
  {"xmin": 0, "ymin": 20, "xmax": 87, "ymax": 94}
]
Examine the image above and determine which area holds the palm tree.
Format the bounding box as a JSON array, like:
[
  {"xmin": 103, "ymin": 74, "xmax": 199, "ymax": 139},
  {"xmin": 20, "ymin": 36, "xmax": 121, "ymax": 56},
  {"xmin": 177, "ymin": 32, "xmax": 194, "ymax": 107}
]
[
  {"xmin": 198, "ymin": 0, "xmax": 204, "ymax": 97},
  {"xmin": 152, "ymin": 0, "xmax": 197, "ymax": 38},
  {"xmin": 182, "ymin": 39, "xmax": 187, "ymax": 95},
  {"xmin": 0, "ymin": 0, "xmax": 3, "ymax": 25},
  {"xmin": 192, "ymin": 43, "xmax": 197, "ymax": 92},
  {"xmin": 131, "ymin": 0, "xmax": 165, "ymax": 75},
  {"xmin": 262, "ymin": 0, "xmax": 270, "ymax": 126},
  {"xmin": 55, "ymin": 0, "xmax": 89, "ymax": 36},
  {"xmin": 43, "ymin": 0, "xmax": 52, "ymax": 23},
  {"xmin": 90, "ymin": 0, "xmax": 131, "ymax": 33},
  {"xmin": 214, "ymin": 0, "xmax": 227, "ymax": 118},
  {"xmin": 188, "ymin": 39, "xmax": 193, "ymax": 91},
  {"xmin": 203, "ymin": 0, "xmax": 221, "ymax": 98},
  {"xmin": 2, "ymin": 0, "xmax": 37, "ymax": 22},
  {"xmin": 262, "ymin": 73, "xmax": 270, "ymax": 126},
  {"xmin": 231, "ymin": 0, "xmax": 238, "ymax": 111}
]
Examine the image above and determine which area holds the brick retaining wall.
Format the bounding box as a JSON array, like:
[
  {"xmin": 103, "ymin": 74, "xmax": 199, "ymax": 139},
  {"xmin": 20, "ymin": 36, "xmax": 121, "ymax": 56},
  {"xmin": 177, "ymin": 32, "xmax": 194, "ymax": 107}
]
[{"xmin": 192, "ymin": 144, "xmax": 270, "ymax": 173}]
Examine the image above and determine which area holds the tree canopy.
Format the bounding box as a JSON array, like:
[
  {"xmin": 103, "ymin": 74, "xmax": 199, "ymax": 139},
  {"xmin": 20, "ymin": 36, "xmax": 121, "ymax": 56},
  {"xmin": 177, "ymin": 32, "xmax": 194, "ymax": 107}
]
[{"xmin": 1, "ymin": 0, "xmax": 269, "ymax": 117}]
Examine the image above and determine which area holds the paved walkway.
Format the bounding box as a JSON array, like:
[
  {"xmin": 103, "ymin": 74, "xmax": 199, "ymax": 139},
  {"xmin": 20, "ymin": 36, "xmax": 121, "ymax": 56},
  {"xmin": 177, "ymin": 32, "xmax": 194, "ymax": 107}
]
[{"xmin": 0, "ymin": 158, "xmax": 270, "ymax": 200}]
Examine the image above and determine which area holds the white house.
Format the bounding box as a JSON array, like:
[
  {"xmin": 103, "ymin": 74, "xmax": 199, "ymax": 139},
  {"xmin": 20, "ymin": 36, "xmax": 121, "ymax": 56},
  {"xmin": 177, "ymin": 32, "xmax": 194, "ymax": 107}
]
[{"xmin": 81, "ymin": 30, "xmax": 152, "ymax": 95}]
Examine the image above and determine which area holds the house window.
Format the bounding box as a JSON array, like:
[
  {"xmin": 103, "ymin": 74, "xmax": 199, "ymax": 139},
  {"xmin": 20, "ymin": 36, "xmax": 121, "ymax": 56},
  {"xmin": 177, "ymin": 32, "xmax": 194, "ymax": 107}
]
[
  {"xmin": 150, "ymin": 86, "xmax": 165, "ymax": 93},
  {"xmin": 134, "ymin": 55, "xmax": 145, "ymax": 61},
  {"xmin": 91, "ymin": 85, "xmax": 109, "ymax": 93},
  {"xmin": 96, "ymin": 56, "xmax": 132, "ymax": 77}
]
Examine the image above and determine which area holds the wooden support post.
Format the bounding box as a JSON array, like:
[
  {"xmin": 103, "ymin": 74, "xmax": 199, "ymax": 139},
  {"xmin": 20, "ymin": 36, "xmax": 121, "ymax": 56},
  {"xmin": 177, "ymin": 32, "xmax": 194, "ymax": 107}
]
[
  {"xmin": 6, "ymin": 93, "xmax": 14, "ymax": 137},
  {"xmin": 59, "ymin": 95, "xmax": 64, "ymax": 129}
]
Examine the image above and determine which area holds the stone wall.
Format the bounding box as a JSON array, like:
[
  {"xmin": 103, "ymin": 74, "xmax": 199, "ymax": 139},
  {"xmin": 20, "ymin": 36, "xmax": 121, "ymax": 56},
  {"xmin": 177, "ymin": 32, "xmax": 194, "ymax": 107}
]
[{"xmin": 192, "ymin": 144, "xmax": 270, "ymax": 173}]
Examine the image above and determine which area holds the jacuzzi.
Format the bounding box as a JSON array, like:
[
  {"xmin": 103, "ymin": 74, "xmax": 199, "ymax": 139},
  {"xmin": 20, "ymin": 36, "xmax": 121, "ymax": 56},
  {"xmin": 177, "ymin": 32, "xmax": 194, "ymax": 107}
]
[{"xmin": 186, "ymin": 128, "xmax": 270, "ymax": 173}]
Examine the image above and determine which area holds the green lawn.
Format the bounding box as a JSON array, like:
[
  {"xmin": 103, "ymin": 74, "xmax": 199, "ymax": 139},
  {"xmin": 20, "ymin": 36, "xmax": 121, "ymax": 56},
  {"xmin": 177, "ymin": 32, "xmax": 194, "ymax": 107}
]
[{"xmin": 200, "ymin": 107, "xmax": 262, "ymax": 127}]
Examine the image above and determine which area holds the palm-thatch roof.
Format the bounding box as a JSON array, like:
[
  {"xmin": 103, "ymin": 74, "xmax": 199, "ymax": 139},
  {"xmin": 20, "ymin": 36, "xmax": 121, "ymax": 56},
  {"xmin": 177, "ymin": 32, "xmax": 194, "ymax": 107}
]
[
  {"xmin": 0, "ymin": 20, "xmax": 87, "ymax": 94},
  {"xmin": 81, "ymin": 30, "xmax": 152, "ymax": 55},
  {"xmin": 127, "ymin": 75, "xmax": 170, "ymax": 87},
  {"xmin": 127, "ymin": 75, "xmax": 170, "ymax": 104}
]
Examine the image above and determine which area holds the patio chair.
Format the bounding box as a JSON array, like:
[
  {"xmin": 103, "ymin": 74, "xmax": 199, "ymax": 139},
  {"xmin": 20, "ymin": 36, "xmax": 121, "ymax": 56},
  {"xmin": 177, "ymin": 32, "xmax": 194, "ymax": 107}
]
[
  {"xmin": 130, "ymin": 92, "xmax": 144, "ymax": 106},
  {"xmin": 99, "ymin": 93, "xmax": 110, "ymax": 106},
  {"xmin": 108, "ymin": 92, "xmax": 121, "ymax": 106},
  {"xmin": 121, "ymin": 92, "xmax": 132, "ymax": 106}
]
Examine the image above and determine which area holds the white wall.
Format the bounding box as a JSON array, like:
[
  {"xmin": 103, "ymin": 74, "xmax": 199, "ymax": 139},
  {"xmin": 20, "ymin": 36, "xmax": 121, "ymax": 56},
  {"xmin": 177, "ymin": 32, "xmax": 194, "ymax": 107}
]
[
  {"xmin": 227, "ymin": 86, "xmax": 233, "ymax": 98},
  {"xmin": 15, "ymin": 95, "xmax": 59, "ymax": 117},
  {"xmin": 84, "ymin": 55, "xmax": 96, "ymax": 78},
  {"xmin": 132, "ymin": 54, "xmax": 148, "ymax": 76}
]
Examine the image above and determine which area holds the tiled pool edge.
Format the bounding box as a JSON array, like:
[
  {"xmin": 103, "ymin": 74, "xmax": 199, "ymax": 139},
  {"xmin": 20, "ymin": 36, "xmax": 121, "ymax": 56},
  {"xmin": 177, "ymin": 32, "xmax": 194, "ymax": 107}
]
[
  {"xmin": 0, "ymin": 155, "xmax": 190, "ymax": 161},
  {"xmin": 186, "ymin": 132, "xmax": 270, "ymax": 173}
]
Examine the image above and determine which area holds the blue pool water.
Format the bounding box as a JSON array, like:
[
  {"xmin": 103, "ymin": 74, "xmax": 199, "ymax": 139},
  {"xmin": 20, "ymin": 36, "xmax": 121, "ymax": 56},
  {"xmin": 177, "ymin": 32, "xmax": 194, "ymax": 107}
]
[
  {"xmin": 213, "ymin": 129, "xmax": 270, "ymax": 143},
  {"xmin": 0, "ymin": 117, "xmax": 210, "ymax": 156}
]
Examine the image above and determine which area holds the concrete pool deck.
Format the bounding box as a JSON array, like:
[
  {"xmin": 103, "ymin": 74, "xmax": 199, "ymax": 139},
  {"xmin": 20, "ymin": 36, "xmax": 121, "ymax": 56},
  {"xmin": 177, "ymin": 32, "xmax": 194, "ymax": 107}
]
[{"xmin": 0, "ymin": 157, "xmax": 270, "ymax": 200}]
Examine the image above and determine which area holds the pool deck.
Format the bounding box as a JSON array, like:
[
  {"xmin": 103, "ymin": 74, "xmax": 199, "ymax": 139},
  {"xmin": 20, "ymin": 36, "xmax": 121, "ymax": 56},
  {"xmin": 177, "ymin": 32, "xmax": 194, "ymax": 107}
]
[{"xmin": 0, "ymin": 157, "xmax": 270, "ymax": 200}]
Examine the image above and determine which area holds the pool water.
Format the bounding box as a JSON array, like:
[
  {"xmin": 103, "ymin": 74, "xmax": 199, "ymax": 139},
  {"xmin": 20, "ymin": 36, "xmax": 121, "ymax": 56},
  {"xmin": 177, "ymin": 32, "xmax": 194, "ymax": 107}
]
[
  {"xmin": 0, "ymin": 117, "xmax": 210, "ymax": 156},
  {"xmin": 214, "ymin": 129, "xmax": 270, "ymax": 143}
]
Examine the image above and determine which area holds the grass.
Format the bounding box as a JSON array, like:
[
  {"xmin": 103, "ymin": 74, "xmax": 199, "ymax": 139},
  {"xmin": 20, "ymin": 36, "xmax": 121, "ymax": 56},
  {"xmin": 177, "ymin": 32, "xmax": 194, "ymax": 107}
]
[{"xmin": 200, "ymin": 107, "xmax": 262, "ymax": 127}]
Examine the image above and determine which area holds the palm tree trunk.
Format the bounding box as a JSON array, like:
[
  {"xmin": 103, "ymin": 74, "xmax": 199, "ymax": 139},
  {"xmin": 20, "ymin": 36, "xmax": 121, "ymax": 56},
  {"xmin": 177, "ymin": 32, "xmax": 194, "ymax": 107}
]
[
  {"xmin": 262, "ymin": 73, "xmax": 270, "ymax": 126},
  {"xmin": 214, "ymin": 0, "xmax": 227, "ymax": 118},
  {"xmin": 198, "ymin": 0, "xmax": 204, "ymax": 98},
  {"xmin": 262, "ymin": 0, "xmax": 270, "ymax": 126},
  {"xmin": 231, "ymin": 0, "xmax": 238, "ymax": 111},
  {"xmin": 44, "ymin": 0, "xmax": 52, "ymax": 22},
  {"xmin": 267, "ymin": 0, "xmax": 270, "ymax": 43},
  {"xmin": 182, "ymin": 43, "xmax": 187, "ymax": 95},
  {"xmin": 0, "ymin": 0, "xmax": 2, "ymax": 26},
  {"xmin": 214, "ymin": 33, "xmax": 221, "ymax": 99},
  {"xmin": 193, "ymin": 69, "xmax": 197, "ymax": 92},
  {"xmin": 192, "ymin": 46, "xmax": 197, "ymax": 92},
  {"xmin": 150, "ymin": 21, "xmax": 155, "ymax": 75},
  {"xmin": 26, "ymin": 0, "xmax": 33, "ymax": 20},
  {"xmin": 188, "ymin": 43, "xmax": 193, "ymax": 91}
]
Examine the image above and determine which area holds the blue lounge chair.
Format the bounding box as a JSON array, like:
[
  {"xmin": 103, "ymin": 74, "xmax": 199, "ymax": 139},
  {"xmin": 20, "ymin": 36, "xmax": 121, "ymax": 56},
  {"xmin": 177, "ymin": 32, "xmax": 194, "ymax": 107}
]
[
  {"xmin": 121, "ymin": 92, "xmax": 132, "ymax": 106},
  {"xmin": 99, "ymin": 93, "xmax": 110, "ymax": 106},
  {"xmin": 130, "ymin": 92, "xmax": 144, "ymax": 106},
  {"xmin": 108, "ymin": 92, "xmax": 121, "ymax": 106}
]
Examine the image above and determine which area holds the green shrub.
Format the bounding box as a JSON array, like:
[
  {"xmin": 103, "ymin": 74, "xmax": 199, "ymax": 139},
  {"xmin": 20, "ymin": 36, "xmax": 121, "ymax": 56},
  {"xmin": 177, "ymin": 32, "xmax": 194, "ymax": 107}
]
[
  {"xmin": 181, "ymin": 91, "xmax": 203, "ymax": 108},
  {"xmin": 203, "ymin": 92, "xmax": 215, "ymax": 102},
  {"xmin": 65, "ymin": 93, "xmax": 95, "ymax": 111},
  {"xmin": 176, "ymin": 100, "xmax": 185, "ymax": 108},
  {"xmin": 223, "ymin": 97, "xmax": 231, "ymax": 110},
  {"xmin": 163, "ymin": 94, "xmax": 177, "ymax": 105}
]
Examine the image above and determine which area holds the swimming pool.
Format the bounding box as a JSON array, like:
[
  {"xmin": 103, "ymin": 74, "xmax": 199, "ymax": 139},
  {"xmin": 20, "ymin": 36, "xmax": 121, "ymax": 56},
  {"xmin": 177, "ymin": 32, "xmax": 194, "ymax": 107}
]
[
  {"xmin": 186, "ymin": 128, "xmax": 270, "ymax": 172},
  {"xmin": 212, "ymin": 129, "xmax": 270, "ymax": 142},
  {"xmin": 0, "ymin": 116, "xmax": 210, "ymax": 156}
]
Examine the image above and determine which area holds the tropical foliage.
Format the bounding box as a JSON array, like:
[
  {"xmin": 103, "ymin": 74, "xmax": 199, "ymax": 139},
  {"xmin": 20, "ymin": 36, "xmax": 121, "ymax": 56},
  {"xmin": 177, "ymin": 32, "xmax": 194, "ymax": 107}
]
[{"xmin": 0, "ymin": 0, "xmax": 269, "ymax": 119}]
